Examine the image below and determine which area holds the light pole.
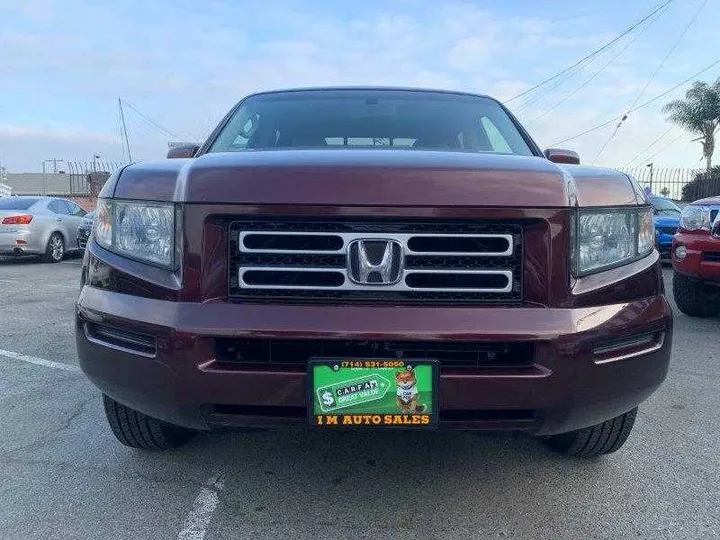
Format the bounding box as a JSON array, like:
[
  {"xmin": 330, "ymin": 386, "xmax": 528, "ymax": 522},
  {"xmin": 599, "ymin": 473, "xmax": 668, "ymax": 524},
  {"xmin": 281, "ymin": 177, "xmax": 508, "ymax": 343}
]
[
  {"xmin": 92, "ymin": 154, "xmax": 100, "ymax": 172},
  {"xmin": 646, "ymin": 162, "xmax": 654, "ymax": 194}
]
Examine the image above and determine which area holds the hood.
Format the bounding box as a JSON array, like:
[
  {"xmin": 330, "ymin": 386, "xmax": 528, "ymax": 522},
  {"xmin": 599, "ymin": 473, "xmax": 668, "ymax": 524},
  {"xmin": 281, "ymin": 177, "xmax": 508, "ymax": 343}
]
[
  {"xmin": 108, "ymin": 150, "xmax": 642, "ymax": 208},
  {"xmin": 692, "ymin": 196, "xmax": 720, "ymax": 206}
]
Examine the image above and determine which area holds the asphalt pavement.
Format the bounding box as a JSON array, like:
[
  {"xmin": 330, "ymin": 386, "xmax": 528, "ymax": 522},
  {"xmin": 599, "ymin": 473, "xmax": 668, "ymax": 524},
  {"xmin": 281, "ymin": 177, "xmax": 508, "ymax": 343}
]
[{"xmin": 0, "ymin": 256, "xmax": 718, "ymax": 540}]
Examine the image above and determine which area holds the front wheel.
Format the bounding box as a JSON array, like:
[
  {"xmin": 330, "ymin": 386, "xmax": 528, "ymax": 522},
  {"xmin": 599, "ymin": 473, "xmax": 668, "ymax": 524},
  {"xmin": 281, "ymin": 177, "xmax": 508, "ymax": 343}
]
[
  {"xmin": 103, "ymin": 395, "xmax": 195, "ymax": 450},
  {"xmin": 673, "ymin": 272, "xmax": 718, "ymax": 318},
  {"xmin": 544, "ymin": 408, "xmax": 637, "ymax": 457}
]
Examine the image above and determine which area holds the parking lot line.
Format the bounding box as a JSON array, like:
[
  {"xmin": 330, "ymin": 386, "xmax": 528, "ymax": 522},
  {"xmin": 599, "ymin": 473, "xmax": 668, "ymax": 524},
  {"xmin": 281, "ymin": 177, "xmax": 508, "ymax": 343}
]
[
  {"xmin": 177, "ymin": 475, "xmax": 225, "ymax": 540},
  {"xmin": 0, "ymin": 348, "xmax": 82, "ymax": 373}
]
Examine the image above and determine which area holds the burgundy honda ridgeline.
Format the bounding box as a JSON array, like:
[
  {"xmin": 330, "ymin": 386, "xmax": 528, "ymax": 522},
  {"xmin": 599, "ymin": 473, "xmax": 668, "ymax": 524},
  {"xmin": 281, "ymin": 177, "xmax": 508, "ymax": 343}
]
[{"xmin": 76, "ymin": 88, "xmax": 672, "ymax": 456}]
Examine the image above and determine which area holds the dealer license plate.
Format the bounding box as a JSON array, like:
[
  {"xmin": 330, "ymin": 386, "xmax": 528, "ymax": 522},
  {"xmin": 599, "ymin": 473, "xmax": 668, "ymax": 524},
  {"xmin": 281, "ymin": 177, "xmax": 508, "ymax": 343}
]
[{"xmin": 308, "ymin": 359, "xmax": 439, "ymax": 428}]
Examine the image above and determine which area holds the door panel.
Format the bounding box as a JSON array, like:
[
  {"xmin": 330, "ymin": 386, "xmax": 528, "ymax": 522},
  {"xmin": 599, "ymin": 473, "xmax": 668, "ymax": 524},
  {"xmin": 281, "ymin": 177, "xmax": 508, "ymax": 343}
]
[{"xmin": 48, "ymin": 199, "xmax": 74, "ymax": 248}]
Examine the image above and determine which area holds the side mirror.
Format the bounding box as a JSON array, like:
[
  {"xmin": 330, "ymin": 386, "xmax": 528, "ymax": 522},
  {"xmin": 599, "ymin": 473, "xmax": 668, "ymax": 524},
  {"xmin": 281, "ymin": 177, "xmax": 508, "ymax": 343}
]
[
  {"xmin": 167, "ymin": 142, "xmax": 200, "ymax": 159},
  {"xmin": 544, "ymin": 148, "xmax": 580, "ymax": 165}
]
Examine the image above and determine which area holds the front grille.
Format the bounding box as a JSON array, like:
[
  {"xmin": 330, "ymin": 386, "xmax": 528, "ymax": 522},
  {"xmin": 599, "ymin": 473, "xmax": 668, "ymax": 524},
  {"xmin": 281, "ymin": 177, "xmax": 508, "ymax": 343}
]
[
  {"xmin": 213, "ymin": 338, "xmax": 534, "ymax": 370},
  {"xmin": 702, "ymin": 251, "xmax": 720, "ymax": 262},
  {"xmin": 78, "ymin": 228, "xmax": 90, "ymax": 249},
  {"xmin": 229, "ymin": 219, "xmax": 523, "ymax": 304},
  {"xmin": 657, "ymin": 226, "xmax": 677, "ymax": 236}
]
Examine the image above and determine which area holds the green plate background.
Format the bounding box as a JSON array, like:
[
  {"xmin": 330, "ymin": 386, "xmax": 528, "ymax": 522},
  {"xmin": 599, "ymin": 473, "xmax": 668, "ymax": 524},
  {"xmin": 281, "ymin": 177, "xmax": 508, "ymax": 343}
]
[{"xmin": 311, "ymin": 362, "xmax": 435, "ymax": 416}]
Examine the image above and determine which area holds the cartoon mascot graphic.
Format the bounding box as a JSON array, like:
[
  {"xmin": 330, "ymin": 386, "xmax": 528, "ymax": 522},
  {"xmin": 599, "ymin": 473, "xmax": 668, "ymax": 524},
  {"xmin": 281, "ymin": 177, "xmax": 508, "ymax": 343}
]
[{"xmin": 395, "ymin": 369, "xmax": 427, "ymax": 413}]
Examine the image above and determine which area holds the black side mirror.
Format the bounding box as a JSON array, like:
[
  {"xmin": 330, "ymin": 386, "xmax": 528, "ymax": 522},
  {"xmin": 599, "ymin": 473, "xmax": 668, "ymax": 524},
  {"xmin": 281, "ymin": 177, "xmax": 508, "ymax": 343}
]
[
  {"xmin": 167, "ymin": 142, "xmax": 200, "ymax": 159},
  {"xmin": 544, "ymin": 148, "xmax": 580, "ymax": 165}
]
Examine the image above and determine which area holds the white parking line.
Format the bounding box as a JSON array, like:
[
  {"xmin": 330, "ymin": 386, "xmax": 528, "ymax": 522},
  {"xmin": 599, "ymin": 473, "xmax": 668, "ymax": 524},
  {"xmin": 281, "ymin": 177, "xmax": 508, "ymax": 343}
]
[
  {"xmin": 177, "ymin": 476, "xmax": 225, "ymax": 540},
  {"xmin": 0, "ymin": 348, "xmax": 82, "ymax": 373}
]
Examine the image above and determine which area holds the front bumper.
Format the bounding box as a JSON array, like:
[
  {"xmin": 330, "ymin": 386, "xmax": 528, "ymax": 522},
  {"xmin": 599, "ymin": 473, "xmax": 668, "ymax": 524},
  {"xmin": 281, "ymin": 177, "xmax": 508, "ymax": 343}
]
[
  {"xmin": 76, "ymin": 285, "xmax": 672, "ymax": 436},
  {"xmin": 657, "ymin": 235, "xmax": 674, "ymax": 260},
  {"xmin": 672, "ymin": 232, "xmax": 720, "ymax": 282}
]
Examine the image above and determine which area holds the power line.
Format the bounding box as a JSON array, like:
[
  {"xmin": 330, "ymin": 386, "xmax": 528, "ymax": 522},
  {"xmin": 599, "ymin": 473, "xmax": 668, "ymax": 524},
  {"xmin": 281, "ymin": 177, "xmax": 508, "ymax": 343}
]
[
  {"xmin": 630, "ymin": 0, "xmax": 708, "ymax": 112},
  {"xmin": 550, "ymin": 57, "xmax": 720, "ymax": 146},
  {"xmin": 534, "ymin": 4, "xmax": 668, "ymax": 121},
  {"xmin": 645, "ymin": 131, "xmax": 687, "ymax": 161},
  {"xmin": 506, "ymin": 0, "xmax": 673, "ymax": 103},
  {"xmin": 121, "ymin": 99, "xmax": 186, "ymax": 140},
  {"xmin": 626, "ymin": 126, "xmax": 674, "ymax": 166},
  {"xmin": 592, "ymin": 0, "xmax": 708, "ymax": 163}
]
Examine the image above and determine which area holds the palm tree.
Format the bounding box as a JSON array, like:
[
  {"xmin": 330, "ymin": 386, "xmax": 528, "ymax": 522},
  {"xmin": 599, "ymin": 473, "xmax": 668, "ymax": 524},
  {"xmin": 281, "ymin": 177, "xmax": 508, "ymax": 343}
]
[{"xmin": 662, "ymin": 79, "xmax": 720, "ymax": 171}]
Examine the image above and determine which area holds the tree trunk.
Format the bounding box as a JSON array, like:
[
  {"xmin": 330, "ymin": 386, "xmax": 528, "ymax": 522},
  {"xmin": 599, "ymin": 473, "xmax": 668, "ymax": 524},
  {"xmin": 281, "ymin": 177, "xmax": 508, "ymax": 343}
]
[{"xmin": 704, "ymin": 130, "xmax": 714, "ymax": 171}]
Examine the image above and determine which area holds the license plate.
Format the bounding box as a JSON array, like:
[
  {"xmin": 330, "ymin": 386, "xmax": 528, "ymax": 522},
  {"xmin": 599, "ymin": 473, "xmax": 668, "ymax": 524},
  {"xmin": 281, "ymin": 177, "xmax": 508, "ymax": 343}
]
[{"xmin": 308, "ymin": 359, "xmax": 439, "ymax": 428}]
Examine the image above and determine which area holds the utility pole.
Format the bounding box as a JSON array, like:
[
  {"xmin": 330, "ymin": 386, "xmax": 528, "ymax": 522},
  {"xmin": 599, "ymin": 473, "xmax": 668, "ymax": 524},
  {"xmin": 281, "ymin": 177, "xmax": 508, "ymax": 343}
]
[{"xmin": 119, "ymin": 98, "xmax": 132, "ymax": 162}]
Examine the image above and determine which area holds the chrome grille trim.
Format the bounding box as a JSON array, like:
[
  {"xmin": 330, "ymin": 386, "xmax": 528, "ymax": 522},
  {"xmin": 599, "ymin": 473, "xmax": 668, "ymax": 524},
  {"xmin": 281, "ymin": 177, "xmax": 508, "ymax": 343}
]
[
  {"xmin": 228, "ymin": 219, "xmax": 523, "ymax": 304},
  {"xmin": 238, "ymin": 267, "xmax": 513, "ymax": 293},
  {"xmin": 238, "ymin": 231, "xmax": 513, "ymax": 256}
]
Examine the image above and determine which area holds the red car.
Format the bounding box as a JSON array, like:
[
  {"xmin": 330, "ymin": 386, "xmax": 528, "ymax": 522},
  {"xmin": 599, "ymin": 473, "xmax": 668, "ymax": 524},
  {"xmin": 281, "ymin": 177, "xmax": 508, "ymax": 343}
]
[
  {"xmin": 672, "ymin": 196, "xmax": 720, "ymax": 317},
  {"xmin": 76, "ymin": 88, "xmax": 672, "ymax": 457}
]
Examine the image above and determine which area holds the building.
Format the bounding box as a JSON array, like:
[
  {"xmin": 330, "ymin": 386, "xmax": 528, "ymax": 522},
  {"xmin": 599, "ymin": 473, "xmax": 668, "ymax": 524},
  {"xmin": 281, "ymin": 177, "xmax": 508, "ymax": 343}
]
[{"xmin": 4, "ymin": 172, "xmax": 107, "ymax": 210}]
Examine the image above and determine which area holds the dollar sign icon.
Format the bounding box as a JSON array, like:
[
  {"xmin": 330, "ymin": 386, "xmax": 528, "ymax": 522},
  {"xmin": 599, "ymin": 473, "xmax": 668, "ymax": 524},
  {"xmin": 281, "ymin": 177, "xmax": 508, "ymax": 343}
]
[{"xmin": 321, "ymin": 391, "xmax": 335, "ymax": 408}]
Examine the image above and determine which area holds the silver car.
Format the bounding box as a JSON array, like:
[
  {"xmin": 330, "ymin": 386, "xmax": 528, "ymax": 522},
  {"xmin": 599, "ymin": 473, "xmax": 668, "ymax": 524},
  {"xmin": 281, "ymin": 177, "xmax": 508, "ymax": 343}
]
[{"xmin": 0, "ymin": 196, "xmax": 87, "ymax": 262}]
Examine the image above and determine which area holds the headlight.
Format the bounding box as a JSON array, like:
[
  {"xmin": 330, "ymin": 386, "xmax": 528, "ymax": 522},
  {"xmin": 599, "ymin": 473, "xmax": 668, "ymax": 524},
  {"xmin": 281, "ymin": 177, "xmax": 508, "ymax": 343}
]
[
  {"xmin": 573, "ymin": 207, "xmax": 654, "ymax": 276},
  {"xmin": 679, "ymin": 205, "xmax": 711, "ymax": 231},
  {"xmin": 94, "ymin": 199, "xmax": 178, "ymax": 268}
]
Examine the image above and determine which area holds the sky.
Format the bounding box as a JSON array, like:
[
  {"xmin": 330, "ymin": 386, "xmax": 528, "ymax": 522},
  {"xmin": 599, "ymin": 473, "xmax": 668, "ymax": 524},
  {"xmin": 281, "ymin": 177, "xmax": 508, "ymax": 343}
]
[{"xmin": 0, "ymin": 0, "xmax": 719, "ymax": 172}]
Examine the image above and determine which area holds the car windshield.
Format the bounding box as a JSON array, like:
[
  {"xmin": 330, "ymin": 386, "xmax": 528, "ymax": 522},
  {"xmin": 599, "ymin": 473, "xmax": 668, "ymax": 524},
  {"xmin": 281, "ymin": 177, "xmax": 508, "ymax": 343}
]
[
  {"xmin": 650, "ymin": 198, "xmax": 681, "ymax": 216},
  {"xmin": 0, "ymin": 198, "xmax": 39, "ymax": 210},
  {"xmin": 208, "ymin": 90, "xmax": 535, "ymax": 156}
]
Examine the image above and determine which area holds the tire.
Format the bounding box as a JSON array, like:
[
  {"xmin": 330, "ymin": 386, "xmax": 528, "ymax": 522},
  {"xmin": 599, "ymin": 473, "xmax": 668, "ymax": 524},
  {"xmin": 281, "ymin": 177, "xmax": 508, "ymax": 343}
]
[
  {"xmin": 673, "ymin": 272, "xmax": 718, "ymax": 318},
  {"xmin": 103, "ymin": 395, "xmax": 194, "ymax": 450},
  {"xmin": 42, "ymin": 232, "xmax": 65, "ymax": 263},
  {"xmin": 544, "ymin": 408, "xmax": 637, "ymax": 457}
]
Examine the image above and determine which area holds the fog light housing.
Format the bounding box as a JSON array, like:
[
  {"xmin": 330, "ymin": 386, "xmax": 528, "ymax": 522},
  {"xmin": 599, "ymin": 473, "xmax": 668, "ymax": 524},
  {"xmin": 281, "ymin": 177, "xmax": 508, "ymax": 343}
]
[{"xmin": 674, "ymin": 245, "xmax": 687, "ymax": 260}]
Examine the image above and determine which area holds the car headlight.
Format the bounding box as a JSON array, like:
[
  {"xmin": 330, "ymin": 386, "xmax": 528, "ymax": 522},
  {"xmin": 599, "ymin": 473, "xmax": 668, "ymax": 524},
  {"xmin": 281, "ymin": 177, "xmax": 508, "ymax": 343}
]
[
  {"xmin": 679, "ymin": 205, "xmax": 711, "ymax": 231},
  {"xmin": 573, "ymin": 207, "xmax": 654, "ymax": 276},
  {"xmin": 94, "ymin": 199, "xmax": 178, "ymax": 268}
]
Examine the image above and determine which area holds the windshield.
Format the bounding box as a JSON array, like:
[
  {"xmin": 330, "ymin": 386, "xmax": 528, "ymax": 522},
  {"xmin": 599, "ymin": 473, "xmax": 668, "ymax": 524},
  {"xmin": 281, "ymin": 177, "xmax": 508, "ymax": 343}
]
[
  {"xmin": 208, "ymin": 90, "xmax": 535, "ymax": 156},
  {"xmin": 650, "ymin": 198, "xmax": 681, "ymax": 216},
  {"xmin": 0, "ymin": 198, "xmax": 39, "ymax": 210}
]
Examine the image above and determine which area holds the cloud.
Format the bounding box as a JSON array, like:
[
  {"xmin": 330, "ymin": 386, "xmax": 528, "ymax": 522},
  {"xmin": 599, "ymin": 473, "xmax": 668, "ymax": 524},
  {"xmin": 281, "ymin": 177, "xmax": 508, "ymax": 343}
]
[
  {"xmin": 0, "ymin": 0, "xmax": 714, "ymax": 171},
  {"xmin": 0, "ymin": 124, "xmax": 115, "ymax": 143}
]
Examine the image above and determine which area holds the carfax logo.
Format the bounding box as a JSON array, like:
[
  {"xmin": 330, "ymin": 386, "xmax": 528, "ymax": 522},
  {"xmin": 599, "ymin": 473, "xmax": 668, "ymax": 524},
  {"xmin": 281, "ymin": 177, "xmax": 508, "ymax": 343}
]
[{"xmin": 316, "ymin": 374, "xmax": 391, "ymax": 412}]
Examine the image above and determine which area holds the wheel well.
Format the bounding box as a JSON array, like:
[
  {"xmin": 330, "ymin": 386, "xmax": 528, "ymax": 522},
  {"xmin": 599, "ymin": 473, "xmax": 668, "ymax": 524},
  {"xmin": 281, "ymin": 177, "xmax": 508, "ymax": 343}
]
[{"xmin": 47, "ymin": 230, "xmax": 67, "ymax": 247}]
